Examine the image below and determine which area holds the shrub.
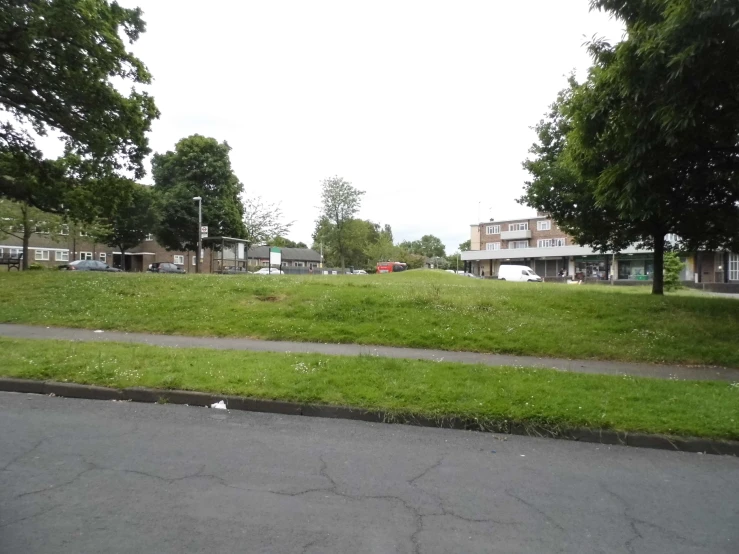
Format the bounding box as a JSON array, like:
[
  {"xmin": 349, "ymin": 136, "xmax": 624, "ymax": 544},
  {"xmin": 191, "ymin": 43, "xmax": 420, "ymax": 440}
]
[
  {"xmin": 663, "ymin": 252, "xmax": 684, "ymax": 291},
  {"xmin": 28, "ymin": 263, "xmax": 44, "ymax": 271}
]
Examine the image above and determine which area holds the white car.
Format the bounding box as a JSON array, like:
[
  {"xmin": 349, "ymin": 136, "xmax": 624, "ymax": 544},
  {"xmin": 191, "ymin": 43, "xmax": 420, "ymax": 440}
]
[{"xmin": 253, "ymin": 268, "xmax": 284, "ymax": 275}]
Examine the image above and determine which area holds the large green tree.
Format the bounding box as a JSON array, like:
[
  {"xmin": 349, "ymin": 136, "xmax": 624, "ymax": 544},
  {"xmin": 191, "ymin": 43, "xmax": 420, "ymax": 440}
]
[
  {"xmin": 318, "ymin": 176, "xmax": 365, "ymax": 269},
  {"xmin": 96, "ymin": 182, "xmax": 158, "ymax": 271},
  {"xmin": 0, "ymin": 0, "xmax": 159, "ymax": 210},
  {"xmin": 153, "ymin": 135, "xmax": 246, "ymax": 253},
  {"xmin": 399, "ymin": 234, "xmax": 446, "ymax": 258},
  {"xmin": 522, "ymin": 0, "xmax": 739, "ymax": 294}
]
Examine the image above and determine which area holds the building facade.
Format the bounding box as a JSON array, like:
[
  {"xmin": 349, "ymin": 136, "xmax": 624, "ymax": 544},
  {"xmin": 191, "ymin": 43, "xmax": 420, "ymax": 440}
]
[
  {"xmin": 461, "ymin": 214, "xmax": 739, "ymax": 284},
  {"xmin": 1, "ymin": 230, "xmax": 324, "ymax": 273}
]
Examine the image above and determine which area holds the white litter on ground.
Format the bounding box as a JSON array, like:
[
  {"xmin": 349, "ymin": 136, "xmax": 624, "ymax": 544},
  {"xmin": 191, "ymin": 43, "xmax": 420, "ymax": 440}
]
[
  {"xmin": 210, "ymin": 400, "xmax": 227, "ymax": 410},
  {"xmin": 94, "ymin": 330, "xmax": 104, "ymax": 333}
]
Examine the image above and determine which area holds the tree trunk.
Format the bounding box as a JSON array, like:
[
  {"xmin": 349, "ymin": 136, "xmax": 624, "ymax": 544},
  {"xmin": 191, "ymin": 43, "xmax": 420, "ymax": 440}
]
[
  {"xmin": 21, "ymin": 204, "xmax": 30, "ymax": 270},
  {"xmin": 651, "ymin": 233, "xmax": 665, "ymax": 295}
]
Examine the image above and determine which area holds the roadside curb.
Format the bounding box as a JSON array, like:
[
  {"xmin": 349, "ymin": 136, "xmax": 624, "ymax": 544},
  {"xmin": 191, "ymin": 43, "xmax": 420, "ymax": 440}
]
[{"xmin": 1, "ymin": 377, "xmax": 737, "ymax": 456}]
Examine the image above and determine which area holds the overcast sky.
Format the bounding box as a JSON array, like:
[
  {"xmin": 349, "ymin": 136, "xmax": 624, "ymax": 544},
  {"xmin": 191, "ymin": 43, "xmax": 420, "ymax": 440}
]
[{"xmin": 60, "ymin": 1, "xmax": 625, "ymax": 252}]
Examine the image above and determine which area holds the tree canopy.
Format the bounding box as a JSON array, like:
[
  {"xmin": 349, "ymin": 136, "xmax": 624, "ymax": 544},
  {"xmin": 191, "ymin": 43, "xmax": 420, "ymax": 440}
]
[
  {"xmin": 0, "ymin": 0, "xmax": 159, "ymax": 209},
  {"xmin": 153, "ymin": 135, "xmax": 245, "ymax": 252},
  {"xmin": 318, "ymin": 176, "xmax": 365, "ymax": 269},
  {"xmin": 243, "ymin": 196, "xmax": 292, "ymax": 246},
  {"xmin": 399, "ymin": 235, "xmax": 446, "ymax": 258},
  {"xmin": 96, "ymin": 182, "xmax": 158, "ymax": 271},
  {"xmin": 521, "ymin": 0, "xmax": 739, "ymax": 294}
]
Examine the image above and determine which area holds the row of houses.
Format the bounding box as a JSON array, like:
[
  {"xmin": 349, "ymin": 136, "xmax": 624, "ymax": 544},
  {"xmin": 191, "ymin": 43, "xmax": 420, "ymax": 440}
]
[
  {"xmin": 0, "ymin": 232, "xmax": 323, "ymax": 272},
  {"xmin": 460, "ymin": 212, "xmax": 739, "ymax": 284}
]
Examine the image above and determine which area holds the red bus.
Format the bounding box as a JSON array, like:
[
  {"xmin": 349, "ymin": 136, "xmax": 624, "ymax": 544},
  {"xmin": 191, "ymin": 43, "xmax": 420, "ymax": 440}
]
[{"xmin": 376, "ymin": 261, "xmax": 408, "ymax": 273}]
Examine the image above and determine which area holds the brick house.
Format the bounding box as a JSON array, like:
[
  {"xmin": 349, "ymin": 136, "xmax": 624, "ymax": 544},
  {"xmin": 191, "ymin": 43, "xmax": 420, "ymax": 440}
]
[
  {"xmin": 1, "ymin": 230, "xmax": 212, "ymax": 272},
  {"xmin": 462, "ymin": 213, "xmax": 739, "ymax": 284},
  {"xmin": 245, "ymin": 246, "xmax": 322, "ymax": 269}
]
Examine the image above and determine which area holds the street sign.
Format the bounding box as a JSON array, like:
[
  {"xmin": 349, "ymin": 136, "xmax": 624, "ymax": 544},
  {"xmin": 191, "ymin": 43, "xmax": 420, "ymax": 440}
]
[{"xmin": 200, "ymin": 226, "xmax": 208, "ymax": 238}]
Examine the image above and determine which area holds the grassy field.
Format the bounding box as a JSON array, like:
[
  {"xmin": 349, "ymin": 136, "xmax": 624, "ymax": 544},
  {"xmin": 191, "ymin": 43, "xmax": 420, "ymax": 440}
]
[
  {"xmin": 2, "ymin": 337, "xmax": 737, "ymax": 440},
  {"xmin": 0, "ymin": 270, "xmax": 738, "ymax": 366}
]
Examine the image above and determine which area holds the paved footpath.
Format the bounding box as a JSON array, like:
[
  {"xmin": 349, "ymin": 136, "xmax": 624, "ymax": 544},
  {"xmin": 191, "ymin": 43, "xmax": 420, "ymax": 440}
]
[
  {"xmin": 1, "ymin": 392, "xmax": 738, "ymax": 554},
  {"xmin": 2, "ymin": 323, "xmax": 738, "ymax": 381}
]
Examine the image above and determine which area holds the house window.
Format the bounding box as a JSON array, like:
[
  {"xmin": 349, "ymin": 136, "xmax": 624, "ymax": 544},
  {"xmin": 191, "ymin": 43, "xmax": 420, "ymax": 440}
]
[
  {"xmin": 665, "ymin": 233, "xmax": 680, "ymax": 245},
  {"xmin": 510, "ymin": 241, "xmax": 529, "ymax": 249},
  {"xmin": 508, "ymin": 222, "xmax": 529, "ymax": 232},
  {"xmin": 79, "ymin": 230, "xmax": 88, "ymax": 237},
  {"xmin": 537, "ymin": 238, "xmax": 566, "ymax": 248},
  {"xmin": 60, "ymin": 224, "xmax": 69, "ymax": 236},
  {"xmin": 145, "ymin": 234, "xmax": 154, "ymax": 241},
  {"xmin": 730, "ymin": 253, "xmax": 739, "ymax": 281},
  {"xmin": 35, "ymin": 249, "xmax": 50, "ymax": 261},
  {"xmin": 485, "ymin": 225, "xmax": 500, "ymax": 235},
  {"xmin": 34, "ymin": 223, "xmax": 49, "ymax": 234},
  {"xmin": 173, "ymin": 255, "xmax": 184, "ymax": 265},
  {"xmin": 537, "ymin": 220, "xmax": 551, "ymax": 231},
  {"xmin": 99, "ymin": 253, "xmax": 107, "ymax": 263},
  {"xmin": 192, "ymin": 255, "xmax": 196, "ymax": 266},
  {"xmin": 486, "ymin": 242, "xmax": 501, "ymax": 251},
  {"xmin": 79, "ymin": 252, "xmax": 93, "ymax": 260},
  {"xmin": 293, "ymin": 261, "xmax": 305, "ymax": 267},
  {"xmin": 55, "ymin": 251, "xmax": 69, "ymax": 262},
  {"xmin": 9, "ymin": 248, "xmax": 21, "ymax": 258}
]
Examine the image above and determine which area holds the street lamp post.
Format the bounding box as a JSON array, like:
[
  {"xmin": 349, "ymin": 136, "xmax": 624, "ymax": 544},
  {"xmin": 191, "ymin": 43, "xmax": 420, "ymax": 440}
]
[{"xmin": 193, "ymin": 196, "xmax": 202, "ymax": 274}]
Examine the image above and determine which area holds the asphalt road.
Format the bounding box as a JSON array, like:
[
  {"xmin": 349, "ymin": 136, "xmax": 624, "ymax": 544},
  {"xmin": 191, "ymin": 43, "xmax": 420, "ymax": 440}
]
[
  {"xmin": 2, "ymin": 323, "xmax": 738, "ymax": 381},
  {"xmin": 1, "ymin": 393, "xmax": 737, "ymax": 554}
]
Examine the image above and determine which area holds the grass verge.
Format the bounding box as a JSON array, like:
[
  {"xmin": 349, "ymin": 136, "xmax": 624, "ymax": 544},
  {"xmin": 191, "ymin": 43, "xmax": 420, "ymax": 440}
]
[
  {"xmin": 1, "ymin": 271, "xmax": 738, "ymax": 366},
  {"xmin": 2, "ymin": 337, "xmax": 737, "ymax": 440}
]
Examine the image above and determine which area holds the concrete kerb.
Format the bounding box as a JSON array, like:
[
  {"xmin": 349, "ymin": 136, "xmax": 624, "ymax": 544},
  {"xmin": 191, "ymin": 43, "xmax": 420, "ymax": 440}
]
[{"xmin": 1, "ymin": 377, "xmax": 737, "ymax": 456}]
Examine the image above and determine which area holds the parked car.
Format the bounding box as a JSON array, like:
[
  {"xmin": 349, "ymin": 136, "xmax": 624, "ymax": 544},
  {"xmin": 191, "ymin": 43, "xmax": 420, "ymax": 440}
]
[
  {"xmin": 147, "ymin": 262, "xmax": 185, "ymax": 274},
  {"xmin": 497, "ymin": 265, "xmax": 542, "ymax": 282},
  {"xmin": 346, "ymin": 269, "xmax": 368, "ymax": 275},
  {"xmin": 253, "ymin": 267, "xmax": 284, "ymax": 275},
  {"xmin": 64, "ymin": 260, "xmax": 121, "ymax": 272}
]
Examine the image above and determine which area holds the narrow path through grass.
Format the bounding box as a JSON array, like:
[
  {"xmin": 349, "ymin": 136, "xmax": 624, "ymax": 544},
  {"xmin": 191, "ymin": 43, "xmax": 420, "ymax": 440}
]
[
  {"xmin": 2, "ymin": 337, "xmax": 737, "ymax": 440},
  {"xmin": 1, "ymin": 271, "xmax": 738, "ymax": 366}
]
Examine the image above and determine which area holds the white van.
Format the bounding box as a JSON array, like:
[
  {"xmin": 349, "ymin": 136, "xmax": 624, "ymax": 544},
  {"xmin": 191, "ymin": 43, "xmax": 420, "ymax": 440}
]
[{"xmin": 497, "ymin": 265, "xmax": 542, "ymax": 282}]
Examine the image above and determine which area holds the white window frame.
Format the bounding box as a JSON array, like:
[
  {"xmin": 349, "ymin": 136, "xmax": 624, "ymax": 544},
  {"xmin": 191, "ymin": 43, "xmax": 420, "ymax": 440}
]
[
  {"xmin": 35, "ymin": 249, "xmax": 50, "ymax": 261},
  {"xmin": 145, "ymin": 233, "xmax": 154, "ymax": 241},
  {"xmin": 173, "ymin": 255, "xmax": 185, "ymax": 265},
  {"xmin": 9, "ymin": 248, "xmax": 21, "ymax": 258},
  {"xmin": 485, "ymin": 225, "xmax": 500, "ymax": 235},
  {"xmin": 510, "ymin": 240, "xmax": 529, "ymax": 249},
  {"xmin": 485, "ymin": 242, "xmax": 501, "ymax": 251},
  {"xmin": 293, "ymin": 261, "xmax": 305, "ymax": 267},
  {"xmin": 60, "ymin": 224, "xmax": 69, "ymax": 236},
  {"xmin": 537, "ymin": 238, "xmax": 566, "ymax": 248},
  {"xmin": 55, "ymin": 251, "xmax": 69, "ymax": 262},
  {"xmin": 79, "ymin": 230, "xmax": 88, "ymax": 237},
  {"xmin": 730, "ymin": 253, "xmax": 739, "ymax": 281},
  {"xmin": 508, "ymin": 222, "xmax": 529, "ymax": 232},
  {"xmin": 537, "ymin": 220, "xmax": 551, "ymax": 231},
  {"xmin": 99, "ymin": 253, "xmax": 107, "ymax": 263},
  {"xmin": 79, "ymin": 251, "xmax": 93, "ymax": 261}
]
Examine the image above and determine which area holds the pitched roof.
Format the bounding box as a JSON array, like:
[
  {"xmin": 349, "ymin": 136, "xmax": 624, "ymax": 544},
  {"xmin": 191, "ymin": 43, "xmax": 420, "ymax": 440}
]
[{"xmin": 246, "ymin": 246, "xmax": 322, "ymax": 262}]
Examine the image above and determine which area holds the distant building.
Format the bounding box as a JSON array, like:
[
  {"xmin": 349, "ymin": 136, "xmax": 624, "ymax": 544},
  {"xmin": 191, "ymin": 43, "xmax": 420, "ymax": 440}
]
[
  {"xmin": 1, "ymin": 230, "xmax": 321, "ymax": 273},
  {"xmin": 461, "ymin": 214, "xmax": 739, "ymax": 284}
]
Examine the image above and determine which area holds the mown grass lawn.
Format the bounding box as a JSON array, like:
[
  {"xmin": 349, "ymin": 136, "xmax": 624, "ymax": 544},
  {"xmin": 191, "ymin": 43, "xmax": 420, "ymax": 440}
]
[
  {"xmin": 2, "ymin": 337, "xmax": 738, "ymax": 440},
  {"xmin": 0, "ymin": 270, "xmax": 737, "ymax": 366}
]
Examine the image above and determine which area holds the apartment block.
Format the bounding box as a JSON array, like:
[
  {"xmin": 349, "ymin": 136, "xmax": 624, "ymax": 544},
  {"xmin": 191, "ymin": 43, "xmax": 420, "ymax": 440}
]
[{"xmin": 462, "ymin": 213, "xmax": 739, "ymax": 284}]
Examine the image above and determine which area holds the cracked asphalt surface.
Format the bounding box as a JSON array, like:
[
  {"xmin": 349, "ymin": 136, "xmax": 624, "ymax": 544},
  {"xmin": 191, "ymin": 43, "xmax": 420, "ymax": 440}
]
[{"xmin": 1, "ymin": 392, "xmax": 738, "ymax": 554}]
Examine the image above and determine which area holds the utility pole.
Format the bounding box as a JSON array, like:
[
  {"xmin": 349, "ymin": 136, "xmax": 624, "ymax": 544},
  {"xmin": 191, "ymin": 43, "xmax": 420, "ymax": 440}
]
[{"xmin": 193, "ymin": 196, "xmax": 202, "ymax": 274}]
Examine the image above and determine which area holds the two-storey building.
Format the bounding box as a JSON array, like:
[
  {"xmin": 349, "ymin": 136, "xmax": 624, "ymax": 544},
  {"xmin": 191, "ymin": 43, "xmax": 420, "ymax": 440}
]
[{"xmin": 462, "ymin": 213, "xmax": 739, "ymax": 284}]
